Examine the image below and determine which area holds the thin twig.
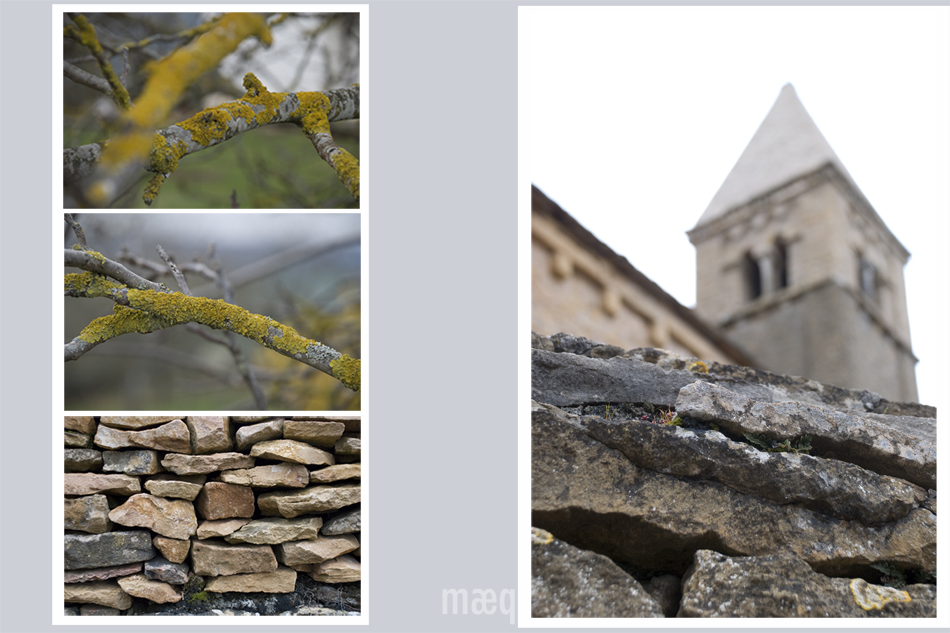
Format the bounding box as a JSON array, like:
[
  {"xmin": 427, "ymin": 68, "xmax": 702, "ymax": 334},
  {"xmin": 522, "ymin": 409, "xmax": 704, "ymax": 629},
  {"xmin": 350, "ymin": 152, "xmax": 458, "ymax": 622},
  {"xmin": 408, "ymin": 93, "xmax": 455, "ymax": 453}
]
[
  {"xmin": 64, "ymin": 214, "xmax": 87, "ymax": 248},
  {"xmin": 156, "ymin": 245, "xmax": 192, "ymax": 296}
]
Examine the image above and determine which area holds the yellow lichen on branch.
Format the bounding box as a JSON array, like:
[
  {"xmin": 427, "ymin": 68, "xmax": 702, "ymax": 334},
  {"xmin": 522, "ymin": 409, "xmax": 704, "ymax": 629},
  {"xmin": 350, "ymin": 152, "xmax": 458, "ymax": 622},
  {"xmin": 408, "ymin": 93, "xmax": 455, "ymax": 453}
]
[
  {"xmin": 64, "ymin": 14, "xmax": 132, "ymax": 110},
  {"xmin": 330, "ymin": 355, "xmax": 361, "ymax": 392}
]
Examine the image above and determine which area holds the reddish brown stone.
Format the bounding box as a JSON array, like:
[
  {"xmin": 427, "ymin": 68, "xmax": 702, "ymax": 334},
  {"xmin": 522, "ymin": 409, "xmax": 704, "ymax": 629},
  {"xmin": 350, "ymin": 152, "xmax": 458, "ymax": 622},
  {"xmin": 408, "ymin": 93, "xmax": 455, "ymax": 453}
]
[{"xmin": 195, "ymin": 482, "xmax": 255, "ymax": 520}]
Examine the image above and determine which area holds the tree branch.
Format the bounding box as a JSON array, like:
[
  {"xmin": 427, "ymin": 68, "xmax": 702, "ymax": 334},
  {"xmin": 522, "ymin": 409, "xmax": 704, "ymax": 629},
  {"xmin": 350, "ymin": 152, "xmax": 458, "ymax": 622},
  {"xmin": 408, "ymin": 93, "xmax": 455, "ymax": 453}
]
[{"xmin": 64, "ymin": 14, "xmax": 132, "ymax": 110}]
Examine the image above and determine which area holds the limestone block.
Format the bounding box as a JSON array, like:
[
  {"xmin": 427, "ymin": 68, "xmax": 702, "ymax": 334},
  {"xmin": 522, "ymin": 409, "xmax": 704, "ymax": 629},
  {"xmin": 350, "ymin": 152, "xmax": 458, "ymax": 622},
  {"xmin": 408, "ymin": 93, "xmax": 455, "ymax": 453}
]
[
  {"xmin": 310, "ymin": 464, "xmax": 361, "ymax": 484},
  {"xmin": 65, "ymin": 473, "xmax": 140, "ymax": 496},
  {"xmin": 334, "ymin": 437, "xmax": 361, "ymax": 456},
  {"xmin": 258, "ymin": 484, "xmax": 361, "ymax": 518},
  {"xmin": 117, "ymin": 574, "xmax": 182, "ymax": 603},
  {"xmin": 322, "ymin": 507, "xmax": 360, "ymax": 535},
  {"xmin": 292, "ymin": 416, "xmax": 360, "ymax": 433},
  {"xmin": 161, "ymin": 452, "xmax": 255, "ymax": 475},
  {"xmin": 282, "ymin": 420, "xmax": 344, "ymax": 448},
  {"xmin": 65, "ymin": 531, "xmax": 155, "ymax": 570},
  {"xmin": 64, "ymin": 580, "xmax": 132, "ymax": 610},
  {"xmin": 196, "ymin": 518, "xmax": 252, "ymax": 539},
  {"xmin": 102, "ymin": 450, "xmax": 164, "ymax": 476},
  {"xmin": 65, "ymin": 430, "xmax": 93, "ymax": 448},
  {"xmin": 218, "ymin": 462, "xmax": 309, "ymax": 488},
  {"xmin": 250, "ymin": 439, "xmax": 335, "ymax": 466},
  {"xmin": 185, "ymin": 416, "xmax": 232, "ymax": 454},
  {"xmin": 65, "ymin": 494, "xmax": 112, "ymax": 533},
  {"xmin": 109, "ymin": 494, "xmax": 197, "ymax": 540},
  {"xmin": 65, "ymin": 448, "xmax": 102, "ymax": 473},
  {"xmin": 532, "ymin": 529, "xmax": 663, "ymax": 618},
  {"xmin": 64, "ymin": 416, "xmax": 96, "ymax": 435},
  {"xmin": 204, "ymin": 567, "xmax": 297, "ymax": 593},
  {"xmin": 95, "ymin": 420, "xmax": 191, "ymax": 454},
  {"xmin": 225, "ymin": 516, "xmax": 324, "ymax": 545},
  {"xmin": 64, "ymin": 563, "xmax": 142, "ymax": 584},
  {"xmin": 680, "ymin": 549, "xmax": 935, "ymax": 617},
  {"xmin": 276, "ymin": 534, "xmax": 359, "ymax": 565},
  {"xmin": 235, "ymin": 418, "xmax": 284, "ymax": 451},
  {"xmin": 144, "ymin": 479, "xmax": 202, "ymax": 501},
  {"xmin": 99, "ymin": 416, "xmax": 181, "ymax": 429},
  {"xmin": 191, "ymin": 540, "xmax": 278, "ymax": 577},
  {"xmin": 308, "ymin": 555, "xmax": 360, "ymax": 583},
  {"xmin": 153, "ymin": 536, "xmax": 190, "ymax": 564},
  {"xmin": 195, "ymin": 482, "xmax": 255, "ymax": 520}
]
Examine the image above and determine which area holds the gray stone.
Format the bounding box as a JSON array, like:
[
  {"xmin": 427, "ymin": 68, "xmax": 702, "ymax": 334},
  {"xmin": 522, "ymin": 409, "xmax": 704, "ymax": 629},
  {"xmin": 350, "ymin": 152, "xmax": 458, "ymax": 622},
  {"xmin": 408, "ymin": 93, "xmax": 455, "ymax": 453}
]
[
  {"xmin": 531, "ymin": 402, "xmax": 936, "ymax": 577},
  {"xmin": 580, "ymin": 412, "xmax": 926, "ymax": 525},
  {"xmin": 64, "ymin": 416, "xmax": 96, "ymax": 434},
  {"xmin": 676, "ymin": 381, "xmax": 936, "ymax": 489},
  {"xmin": 531, "ymin": 528, "xmax": 663, "ymax": 618},
  {"xmin": 102, "ymin": 450, "xmax": 164, "ymax": 475},
  {"xmin": 161, "ymin": 452, "xmax": 255, "ymax": 475},
  {"xmin": 64, "ymin": 531, "xmax": 155, "ymax": 570},
  {"xmin": 322, "ymin": 507, "xmax": 360, "ymax": 535},
  {"xmin": 144, "ymin": 556, "xmax": 189, "ymax": 585},
  {"xmin": 680, "ymin": 549, "xmax": 936, "ymax": 617},
  {"xmin": 95, "ymin": 420, "xmax": 191, "ymax": 453},
  {"xmin": 334, "ymin": 437, "xmax": 361, "ymax": 456},
  {"xmin": 65, "ymin": 448, "xmax": 102, "ymax": 472},
  {"xmin": 65, "ymin": 430, "xmax": 94, "ymax": 448},
  {"xmin": 225, "ymin": 516, "xmax": 324, "ymax": 544},
  {"xmin": 258, "ymin": 484, "xmax": 361, "ymax": 518},
  {"xmin": 65, "ymin": 494, "xmax": 112, "ymax": 533},
  {"xmin": 144, "ymin": 478, "xmax": 202, "ymax": 500}
]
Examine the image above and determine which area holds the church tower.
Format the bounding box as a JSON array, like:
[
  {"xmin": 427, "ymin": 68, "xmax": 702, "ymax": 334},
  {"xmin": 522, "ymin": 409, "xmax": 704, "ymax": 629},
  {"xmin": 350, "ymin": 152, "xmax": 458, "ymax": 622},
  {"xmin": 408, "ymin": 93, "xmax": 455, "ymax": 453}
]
[{"xmin": 687, "ymin": 84, "xmax": 918, "ymax": 402}]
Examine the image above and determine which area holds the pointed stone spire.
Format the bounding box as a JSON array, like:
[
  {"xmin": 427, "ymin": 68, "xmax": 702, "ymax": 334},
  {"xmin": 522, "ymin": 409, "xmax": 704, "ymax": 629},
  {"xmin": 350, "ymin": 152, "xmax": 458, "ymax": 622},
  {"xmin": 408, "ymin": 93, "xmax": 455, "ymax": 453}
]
[{"xmin": 695, "ymin": 83, "xmax": 861, "ymax": 227}]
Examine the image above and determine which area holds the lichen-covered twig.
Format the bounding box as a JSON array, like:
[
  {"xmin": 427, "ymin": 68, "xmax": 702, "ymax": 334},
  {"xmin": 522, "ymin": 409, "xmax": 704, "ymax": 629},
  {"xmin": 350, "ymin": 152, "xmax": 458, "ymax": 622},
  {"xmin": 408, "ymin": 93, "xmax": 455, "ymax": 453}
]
[
  {"xmin": 65, "ymin": 252, "xmax": 360, "ymax": 391},
  {"xmin": 63, "ymin": 14, "xmax": 132, "ymax": 110}
]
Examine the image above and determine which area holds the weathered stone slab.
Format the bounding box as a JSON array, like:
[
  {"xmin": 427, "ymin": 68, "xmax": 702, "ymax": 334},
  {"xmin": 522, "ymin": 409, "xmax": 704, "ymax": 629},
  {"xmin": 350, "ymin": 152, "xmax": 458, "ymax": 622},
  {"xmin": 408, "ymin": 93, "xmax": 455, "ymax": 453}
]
[
  {"xmin": 65, "ymin": 494, "xmax": 112, "ymax": 533},
  {"xmin": 250, "ymin": 439, "xmax": 335, "ymax": 466},
  {"xmin": 144, "ymin": 557, "xmax": 189, "ymax": 585},
  {"xmin": 185, "ymin": 416, "xmax": 232, "ymax": 454},
  {"xmin": 308, "ymin": 555, "xmax": 360, "ymax": 583},
  {"xmin": 95, "ymin": 420, "xmax": 191, "ymax": 453},
  {"xmin": 680, "ymin": 549, "xmax": 935, "ymax": 617},
  {"xmin": 235, "ymin": 418, "xmax": 284, "ymax": 451},
  {"xmin": 204, "ymin": 567, "xmax": 297, "ymax": 593},
  {"xmin": 195, "ymin": 482, "xmax": 255, "ymax": 520},
  {"xmin": 64, "ymin": 416, "xmax": 96, "ymax": 435},
  {"xmin": 191, "ymin": 540, "xmax": 278, "ymax": 576},
  {"xmin": 161, "ymin": 452, "xmax": 255, "ymax": 475},
  {"xmin": 109, "ymin": 494, "xmax": 197, "ymax": 540},
  {"xmin": 65, "ymin": 448, "xmax": 103, "ymax": 472},
  {"xmin": 99, "ymin": 416, "xmax": 181, "ymax": 429},
  {"xmin": 225, "ymin": 517, "xmax": 324, "ymax": 544},
  {"xmin": 231, "ymin": 416, "xmax": 273, "ymax": 423},
  {"xmin": 283, "ymin": 420, "xmax": 344, "ymax": 448},
  {"xmin": 531, "ymin": 527, "xmax": 663, "ymax": 618},
  {"xmin": 102, "ymin": 450, "xmax": 164, "ymax": 475},
  {"xmin": 310, "ymin": 464, "xmax": 361, "ymax": 484},
  {"xmin": 676, "ymin": 381, "xmax": 936, "ymax": 489},
  {"xmin": 117, "ymin": 574, "xmax": 182, "ymax": 603},
  {"xmin": 65, "ymin": 531, "xmax": 155, "ymax": 570},
  {"xmin": 64, "ymin": 580, "xmax": 132, "ymax": 609},
  {"xmin": 218, "ymin": 463, "xmax": 309, "ymax": 488},
  {"xmin": 64, "ymin": 563, "xmax": 142, "ymax": 584},
  {"xmin": 334, "ymin": 437, "xmax": 361, "ymax": 456},
  {"xmin": 144, "ymin": 478, "xmax": 202, "ymax": 500},
  {"xmin": 292, "ymin": 416, "xmax": 360, "ymax": 433},
  {"xmin": 153, "ymin": 536, "xmax": 190, "ymax": 564},
  {"xmin": 579, "ymin": 412, "xmax": 926, "ymax": 525},
  {"xmin": 65, "ymin": 473, "xmax": 140, "ymax": 496},
  {"xmin": 276, "ymin": 535, "xmax": 360, "ymax": 565},
  {"xmin": 322, "ymin": 507, "xmax": 360, "ymax": 535},
  {"xmin": 532, "ymin": 402, "xmax": 936, "ymax": 576},
  {"xmin": 197, "ymin": 518, "xmax": 252, "ymax": 539},
  {"xmin": 65, "ymin": 430, "xmax": 94, "ymax": 448},
  {"xmin": 258, "ymin": 484, "xmax": 361, "ymax": 518}
]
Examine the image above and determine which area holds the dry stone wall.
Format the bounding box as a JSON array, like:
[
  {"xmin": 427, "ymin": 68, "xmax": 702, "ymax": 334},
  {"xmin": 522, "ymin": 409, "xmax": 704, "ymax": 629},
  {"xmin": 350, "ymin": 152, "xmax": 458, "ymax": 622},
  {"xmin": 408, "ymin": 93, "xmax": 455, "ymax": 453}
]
[
  {"xmin": 531, "ymin": 332, "xmax": 937, "ymax": 618},
  {"xmin": 64, "ymin": 415, "xmax": 361, "ymax": 616}
]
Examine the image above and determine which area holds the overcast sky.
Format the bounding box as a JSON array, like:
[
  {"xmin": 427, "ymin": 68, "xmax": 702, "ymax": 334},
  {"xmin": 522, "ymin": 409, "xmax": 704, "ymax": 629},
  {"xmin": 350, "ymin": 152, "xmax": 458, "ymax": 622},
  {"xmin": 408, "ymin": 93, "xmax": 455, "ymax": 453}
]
[{"xmin": 522, "ymin": 5, "xmax": 949, "ymax": 413}]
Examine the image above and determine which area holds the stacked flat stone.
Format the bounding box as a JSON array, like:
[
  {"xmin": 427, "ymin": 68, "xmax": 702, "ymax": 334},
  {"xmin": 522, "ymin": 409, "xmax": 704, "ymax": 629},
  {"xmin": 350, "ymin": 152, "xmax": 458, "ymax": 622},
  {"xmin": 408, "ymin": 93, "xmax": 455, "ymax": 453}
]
[{"xmin": 64, "ymin": 415, "xmax": 361, "ymax": 615}]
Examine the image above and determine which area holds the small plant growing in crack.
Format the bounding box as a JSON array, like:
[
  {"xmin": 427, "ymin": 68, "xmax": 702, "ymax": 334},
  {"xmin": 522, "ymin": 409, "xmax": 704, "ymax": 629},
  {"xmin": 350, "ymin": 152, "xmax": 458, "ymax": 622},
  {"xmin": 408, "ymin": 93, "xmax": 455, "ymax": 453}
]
[{"xmin": 744, "ymin": 432, "xmax": 812, "ymax": 454}]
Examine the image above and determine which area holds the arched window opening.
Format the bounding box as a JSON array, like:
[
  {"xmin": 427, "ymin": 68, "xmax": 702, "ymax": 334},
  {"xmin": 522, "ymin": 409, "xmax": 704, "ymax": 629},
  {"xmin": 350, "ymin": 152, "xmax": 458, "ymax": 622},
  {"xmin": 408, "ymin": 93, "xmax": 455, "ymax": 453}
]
[
  {"xmin": 859, "ymin": 254, "xmax": 877, "ymax": 301},
  {"xmin": 775, "ymin": 240, "xmax": 789, "ymax": 290},
  {"xmin": 744, "ymin": 252, "xmax": 762, "ymax": 300}
]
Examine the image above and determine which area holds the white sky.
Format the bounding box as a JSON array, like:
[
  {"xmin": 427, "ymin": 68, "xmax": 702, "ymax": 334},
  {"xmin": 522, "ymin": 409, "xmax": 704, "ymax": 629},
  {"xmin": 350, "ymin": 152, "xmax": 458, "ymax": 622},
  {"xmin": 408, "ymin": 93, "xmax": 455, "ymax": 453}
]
[{"xmin": 523, "ymin": 5, "xmax": 949, "ymax": 413}]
